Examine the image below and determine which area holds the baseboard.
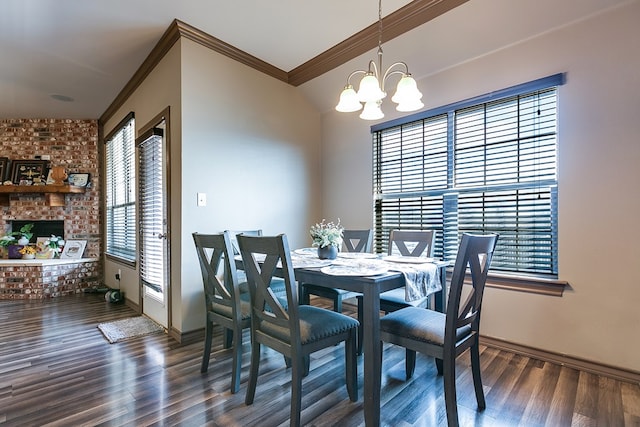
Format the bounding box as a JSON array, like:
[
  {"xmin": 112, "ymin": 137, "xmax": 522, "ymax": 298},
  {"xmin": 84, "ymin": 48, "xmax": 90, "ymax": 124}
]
[
  {"xmin": 480, "ymin": 335, "xmax": 640, "ymax": 385},
  {"xmin": 168, "ymin": 326, "xmax": 204, "ymax": 345}
]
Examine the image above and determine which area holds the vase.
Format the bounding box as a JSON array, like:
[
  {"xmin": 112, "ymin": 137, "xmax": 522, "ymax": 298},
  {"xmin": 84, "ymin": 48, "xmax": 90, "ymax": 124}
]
[
  {"xmin": 317, "ymin": 245, "xmax": 338, "ymax": 260},
  {"xmin": 8, "ymin": 245, "xmax": 24, "ymax": 259},
  {"xmin": 22, "ymin": 253, "xmax": 35, "ymax": 260}
]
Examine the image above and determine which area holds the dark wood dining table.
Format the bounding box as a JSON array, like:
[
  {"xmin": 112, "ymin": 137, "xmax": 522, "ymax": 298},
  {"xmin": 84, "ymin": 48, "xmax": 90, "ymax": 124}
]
[
  {"xmin": 236, "ymin": 253, "xmax": 448, "ymax": 426},
  {"xmin": 293, "ymin": 259, "xmax": 449, "ymax": 427}
]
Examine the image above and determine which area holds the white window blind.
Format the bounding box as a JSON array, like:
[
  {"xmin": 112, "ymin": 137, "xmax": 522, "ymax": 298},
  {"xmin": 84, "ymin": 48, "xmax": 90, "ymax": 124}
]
[
  {"xmin": 105, "ymin": 113, "xmax": 136, "ymax": 262},
  {"xmin": 138, "ymin": 128, "xmax": 165, "ymax": 294},
  {"xmin": 373, "ymin": 74, "xmax": 563, "ymax": 276}
]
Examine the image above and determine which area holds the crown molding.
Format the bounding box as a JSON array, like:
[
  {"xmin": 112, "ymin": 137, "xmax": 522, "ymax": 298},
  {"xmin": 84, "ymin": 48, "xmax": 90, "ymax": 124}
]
[
  {"xmin": 288, "ymin": 0, "xmax": 469, "ymax": 86},
  {"xmin": 100, "ymin": 0, "xmax": 468, "ymax": 124}
]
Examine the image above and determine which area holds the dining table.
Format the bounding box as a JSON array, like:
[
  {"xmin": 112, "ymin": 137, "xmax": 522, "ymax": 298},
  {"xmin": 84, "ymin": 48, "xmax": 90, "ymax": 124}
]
[{"xmin": 236, "ymin": 249, "xmax": 448, "ymax": 427}]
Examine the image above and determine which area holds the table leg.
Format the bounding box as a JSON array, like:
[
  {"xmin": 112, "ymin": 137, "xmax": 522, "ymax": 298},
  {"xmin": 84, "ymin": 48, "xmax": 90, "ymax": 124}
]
[
  {"xmin": 435, "ymin": 266, "xmax": 447, "ymax": 313},
  {"xmin": 363, "ymin": 285, "xmax": 381, "ymax": 427}
]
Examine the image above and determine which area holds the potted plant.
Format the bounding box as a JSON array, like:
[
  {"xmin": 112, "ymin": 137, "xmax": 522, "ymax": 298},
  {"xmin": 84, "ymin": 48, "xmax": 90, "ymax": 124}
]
[
  {"xmin": 310, "ymin": 219, "xmax": 343, "ymax": 260},
  {"xmin": 12, "ymin": 223, "xmax": 34, "ymax": 245},
  {"xmin": 41, "ymin": 235, "xmax": 65, "ymax": 258},
  {"xmin": 19, "ymin": 245, "xmax": 37, "ymax": 259},
  {"xmin": 0, "ymin": 235, "xmax": 16, "ymax": 258}
]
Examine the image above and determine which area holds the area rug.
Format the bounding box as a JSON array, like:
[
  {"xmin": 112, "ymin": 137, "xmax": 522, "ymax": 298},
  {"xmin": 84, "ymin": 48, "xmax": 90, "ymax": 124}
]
[{"xmin": 97, "ymin": 316, "xmax": 164, "ymax": 344}]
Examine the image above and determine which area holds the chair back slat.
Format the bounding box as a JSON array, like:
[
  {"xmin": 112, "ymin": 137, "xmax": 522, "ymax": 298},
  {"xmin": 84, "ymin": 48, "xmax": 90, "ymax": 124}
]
[
  {"xmin": 342, "ymin": 229, "xmax": 373, "ymax": 253},
  {"xmin": 388, "ymin": 230, "xmax": 436, "ymax": 257},
  {"xmin": 193, "ymin": 232, "xmax": 241, "ymax": 312},
  {"xmin": 446, "ymin": 233, "xmax": 498, "ymax": 345},
  {"xmin": 238, "ymin": 234, "xmax": 301, "ymax": 343}
]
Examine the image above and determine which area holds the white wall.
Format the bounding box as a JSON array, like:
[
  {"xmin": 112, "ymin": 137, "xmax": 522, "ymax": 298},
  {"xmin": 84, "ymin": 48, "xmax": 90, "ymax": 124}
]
[
  {"xmin": 321, "ymin": 2, "xmax": 640, "ymax": 372},
  {"xmin": 178, "ymin": 39, "xmax": 322, "ymax": 332}
]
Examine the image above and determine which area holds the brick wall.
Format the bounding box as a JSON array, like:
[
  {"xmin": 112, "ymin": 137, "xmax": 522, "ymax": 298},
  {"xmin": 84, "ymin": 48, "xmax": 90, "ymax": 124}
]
[
  {"xmin": 0, "ymin": 119, "xmax": 101, "ymax": 260},
  {"xmin": 0, "ymin": 260, "xmax": 100, "ymax": 299}
]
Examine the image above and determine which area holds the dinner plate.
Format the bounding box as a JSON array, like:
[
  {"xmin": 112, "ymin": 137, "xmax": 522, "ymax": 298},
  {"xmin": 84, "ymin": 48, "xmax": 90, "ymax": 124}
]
[
  {"xmin": 291, "ymin": 258, "xmax": 333, "ymax": 269},
  {"xmin": 320, "ymin": 264, "xmax": 388, "ymax": 277},
  {"xmin": 383, "ymin": 255, "xmax": 435, "ymax": 264},
  {"xmin": 337, "ymin": 252, "xmax": 378, "ymax": 259},
  {"xmin": 293, "ymin": 247, "xmax": 317, "ymax": 256}
]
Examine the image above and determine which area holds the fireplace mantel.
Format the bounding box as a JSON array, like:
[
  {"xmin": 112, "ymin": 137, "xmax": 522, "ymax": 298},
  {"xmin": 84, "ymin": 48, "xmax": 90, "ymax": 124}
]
[{"xmin": 0, "ymin": 184, "xmax": 86, "ymax": 207}]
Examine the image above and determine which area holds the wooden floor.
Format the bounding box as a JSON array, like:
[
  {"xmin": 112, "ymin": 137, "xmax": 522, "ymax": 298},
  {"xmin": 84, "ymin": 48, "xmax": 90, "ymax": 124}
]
[{"xmin": 1, "ymin": 294, "xmax": 639, "ymax": 427}]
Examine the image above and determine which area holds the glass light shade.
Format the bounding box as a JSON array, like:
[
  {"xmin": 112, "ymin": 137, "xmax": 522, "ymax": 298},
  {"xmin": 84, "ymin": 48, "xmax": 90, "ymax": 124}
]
[
  {"xmin": 335, "ymin": 85, "xmax": 363, "ymax": 112},
  {"xmin": 396, "ymin": 98, "xmax": 424, "ymax": 112},
  {"xmin": 359, "ymin": 101, "xmax": 384, "ymax": 120},
  {"xmin": 391, "ymin": 75, "xmax": 423, "ymax": 105},
  {"xmin": 357, "ymin": 74, "xmax": 386, "ymax": 103}
]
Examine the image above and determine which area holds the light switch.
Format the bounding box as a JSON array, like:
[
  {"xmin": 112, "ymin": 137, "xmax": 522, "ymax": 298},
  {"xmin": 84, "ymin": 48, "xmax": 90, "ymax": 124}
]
[{"xmin": 197, "ymin": 192, "xmax": 207, "ymax": 207}]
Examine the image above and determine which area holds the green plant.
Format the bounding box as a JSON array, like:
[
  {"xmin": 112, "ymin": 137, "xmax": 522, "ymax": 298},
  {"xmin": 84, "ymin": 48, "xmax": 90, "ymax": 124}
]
[
  {"xmin": 0, "ymin": 235, "xmax": 16, "ymax": 247},
  {"xmin": 12, "ymin": 223, "xmax": 34, "ymax": 240},
  {"xmin": 310, "ymin": 219, "xmax": 343, "ymax": 248}
]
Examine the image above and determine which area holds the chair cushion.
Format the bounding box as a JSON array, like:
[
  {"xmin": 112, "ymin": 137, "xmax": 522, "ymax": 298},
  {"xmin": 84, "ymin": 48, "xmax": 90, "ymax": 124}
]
[
  {"xmin": 211, "ymin": 292, "xmax": 251, "ymax": 319},
  {"xmin": 380, "ymin": 288, "xmax": 428, "ymax": 308},
  {"xmin": 261, "ymin": 305, "xmax": 358, "ymax": 345},
  {"xmin": 379, "ymin": 306, "xmax": 471, "ymax": 345}
]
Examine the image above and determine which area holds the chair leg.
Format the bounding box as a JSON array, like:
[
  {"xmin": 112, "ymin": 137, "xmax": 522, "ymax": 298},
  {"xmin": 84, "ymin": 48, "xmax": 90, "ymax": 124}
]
[
  {"xmin": 224, "ymin": 327, "xmax": 233, "ymax": 349},
  {"xmin": 334, "ymin": 295, "xmax": 342, "ymax": 313},
  {"xmin": 357, "ymin": 296, "xmax": 363, "ymax": 355},
  {"xmin": 200, "ymin": 320, "xmax": 213, "ymax": 373},
  {"xmin": 230, "ymin": 326, "xmax": 243, "ymax": 394},
  {"xmin": 405, "ymin": 349, "xmax": 416, "ymax": 380},
  {"xmin": 443, "ymin": 353, "xmax": 459, "ymax": 427},
  {"xmin": 470, "ymin": 342, "xmax": 486, "ymax": 410},
  {"xmin": 435, "ymin": 358, "xmax": 444, "ymax": 375},
  {"xmin": 345, "ymin": 329, "xmax": 358, "ymax": 402},
  {"xmin": 291, "ymin": 355, "xmax": 304, "ymax": 427},
  {"xmin": 245, "ymin": 341, "xmax": 261, "ymax": 405},
  {"xmin": 299, "ymin": 283, "xmax": 310, "ymax": 305}
]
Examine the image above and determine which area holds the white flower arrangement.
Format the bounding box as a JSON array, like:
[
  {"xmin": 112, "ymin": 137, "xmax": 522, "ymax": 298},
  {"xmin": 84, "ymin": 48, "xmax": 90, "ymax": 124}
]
[
  {"xmin": 310, "ymin": 219, "xmax": 343, "ymax": 248},
  {"xmin": 44, "ymin": 235, "xmax": 65, "ymax": 254}
]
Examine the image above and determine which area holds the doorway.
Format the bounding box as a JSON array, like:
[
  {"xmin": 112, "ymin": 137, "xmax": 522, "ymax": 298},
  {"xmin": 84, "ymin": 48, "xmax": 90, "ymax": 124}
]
[{"xmin": 137, "ymin": 110, "xmax": 170, "ymax": 328}]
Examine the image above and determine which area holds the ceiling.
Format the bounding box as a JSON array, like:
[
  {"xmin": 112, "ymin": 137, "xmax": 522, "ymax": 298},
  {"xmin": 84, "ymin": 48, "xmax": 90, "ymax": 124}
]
[{"xmin": 0, "ymin": 0, "xmax": 631, "ymax": 120}]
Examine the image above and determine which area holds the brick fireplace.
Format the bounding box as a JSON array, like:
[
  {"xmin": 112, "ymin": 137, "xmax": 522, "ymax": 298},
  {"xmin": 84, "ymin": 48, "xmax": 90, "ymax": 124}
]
[{"xmin": 0, "ymin": 119, "xmax": 102, "ymax": 299}]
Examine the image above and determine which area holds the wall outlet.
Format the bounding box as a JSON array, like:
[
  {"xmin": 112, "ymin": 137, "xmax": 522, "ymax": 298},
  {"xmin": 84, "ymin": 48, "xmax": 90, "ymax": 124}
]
[
  {"xmin": 197, "ymin": 192, "xmax": 207, "ymax": 207},
  {"xmin": 115, "ymin": 269, "xmax": 121, "ymax": 281}
]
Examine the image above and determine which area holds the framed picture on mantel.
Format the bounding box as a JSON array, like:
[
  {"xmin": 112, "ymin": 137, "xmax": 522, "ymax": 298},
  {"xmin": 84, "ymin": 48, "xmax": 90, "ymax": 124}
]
[
  {"xmin": 10, "ymin": 160, "xmax": 49, "ymax": 185},
  {"xmin": 60, "ymin": 240, "xmax": 87, "ymax": 259}
]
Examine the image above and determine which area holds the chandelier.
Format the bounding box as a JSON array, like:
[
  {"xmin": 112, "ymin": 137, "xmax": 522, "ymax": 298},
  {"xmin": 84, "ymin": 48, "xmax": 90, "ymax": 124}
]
[{"xmin": 335, "ymin": 0, "xmax": 424, "ymax": 120}]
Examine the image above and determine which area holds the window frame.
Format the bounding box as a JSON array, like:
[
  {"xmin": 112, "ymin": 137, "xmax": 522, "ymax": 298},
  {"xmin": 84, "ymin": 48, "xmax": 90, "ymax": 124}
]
[
  {"xmin": 104, "ymin": 112, "xmax": 137, "ymax": 265},
  {"xmin": 372, "ymin": 74, "xmax": 568, "ymax": 294}
]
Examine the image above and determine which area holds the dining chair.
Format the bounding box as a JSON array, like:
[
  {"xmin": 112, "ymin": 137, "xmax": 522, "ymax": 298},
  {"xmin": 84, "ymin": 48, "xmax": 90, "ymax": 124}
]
[
  {"xmin": 192, "ymin": 231, "xmax": 249, "ymax": 394},
  {"xmin": 237, "ymin": 233, "xmax": 359, "ymax": 426},
  {"xmin": 300, "ymin": 229, "xmax": 373, "ymax": 312},
  {"xmin": 379, "ymin": 233, "xmax": 499, "ymax": 427},
  {"xmin": 356, "ymin": 229, "xmax": 435, "ymax": 353}
]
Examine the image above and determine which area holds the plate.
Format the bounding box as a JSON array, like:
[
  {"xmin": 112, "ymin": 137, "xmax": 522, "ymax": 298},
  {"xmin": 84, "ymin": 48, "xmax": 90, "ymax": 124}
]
[
  {"xmin": 291, "ymin": 257, "xmax": 333, "ymax": 269},
  {"xmin": 293, "ymin": 247, "xmax": 317, "ymax": 256},
  {"xmin": 337, "ymin": 252, "xmax": 378, "ymax": 259},
  {"xmin": 383, "ymin": 255, "xmax": 435, "ymax": 264},
  {"xmin": 320, "ymin": 264, "xmax": 388, "ymax": 277}
]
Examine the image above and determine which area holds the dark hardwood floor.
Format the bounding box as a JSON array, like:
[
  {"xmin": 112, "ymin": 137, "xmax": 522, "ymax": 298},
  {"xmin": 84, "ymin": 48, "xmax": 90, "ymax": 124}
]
[{"xmin": 1, "ymin": 294, "xmax": 639, "ymax": 426}]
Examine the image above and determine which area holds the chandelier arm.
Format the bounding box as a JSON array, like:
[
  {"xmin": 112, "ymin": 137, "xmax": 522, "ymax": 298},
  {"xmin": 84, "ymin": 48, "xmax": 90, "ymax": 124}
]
[
  {"xmin": 380, "ymin": 62, "xmax": 410, "ymax": 90},
  {"xmin": 345, "ymin": 69, "xmax": 368, "ymax": 85}
]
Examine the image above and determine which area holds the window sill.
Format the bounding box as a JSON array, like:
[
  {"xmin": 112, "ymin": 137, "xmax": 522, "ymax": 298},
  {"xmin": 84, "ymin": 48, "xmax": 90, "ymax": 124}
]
[
  {"xmin": 105, "ymin": 253, "xmax": 136, "ymax": 268},
  {"xmin": 483, "ymin": 272, "xmax": 567, "ymax": 297}
]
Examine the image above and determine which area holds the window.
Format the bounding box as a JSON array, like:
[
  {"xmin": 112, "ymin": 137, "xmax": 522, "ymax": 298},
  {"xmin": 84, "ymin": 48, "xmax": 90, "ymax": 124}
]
[
  {"xmin": 373, "ymin": 74, "xmax": 564, "ymax": 277},
  {"xmin": 105, "ymin": 112, "xmax": 136, "ymax": 262}
]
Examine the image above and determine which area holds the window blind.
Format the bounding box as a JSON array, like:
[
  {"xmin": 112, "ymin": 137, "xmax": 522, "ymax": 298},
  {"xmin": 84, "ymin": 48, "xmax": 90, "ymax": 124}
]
[
  {"xmin": 373, "ymin": 75, "xmax": 561, "ymax": 276},
  {"xmin": 105, "ymin": 113, "xmax": 136, "ymax": 262},
  {"xmin": 138, "ymin": 129, "xmax": 165, "ymax": 294}
]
